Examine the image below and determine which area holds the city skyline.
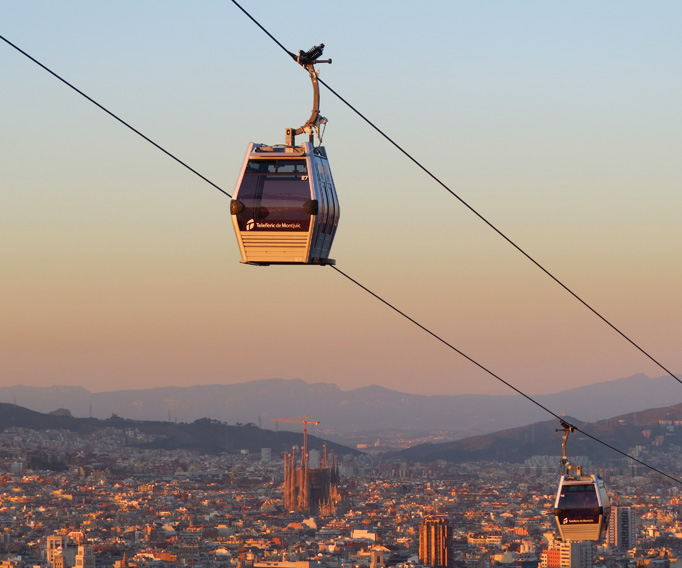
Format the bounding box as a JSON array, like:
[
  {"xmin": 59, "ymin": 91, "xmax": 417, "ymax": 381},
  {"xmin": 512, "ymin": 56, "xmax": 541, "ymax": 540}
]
[
  {"xmin": 2, "ymin": 2, "xmax": 682, "ymax": 399},
  {"xmin": 1, "ymin": 447, "xmax": 677, "ymax": 568}
]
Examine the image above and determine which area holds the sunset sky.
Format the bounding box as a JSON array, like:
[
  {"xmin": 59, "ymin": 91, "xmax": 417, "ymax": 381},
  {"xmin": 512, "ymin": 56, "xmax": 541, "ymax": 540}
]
[{"xmin": 2, "ymin": 2, "xmax": 681, "ymax": 401}]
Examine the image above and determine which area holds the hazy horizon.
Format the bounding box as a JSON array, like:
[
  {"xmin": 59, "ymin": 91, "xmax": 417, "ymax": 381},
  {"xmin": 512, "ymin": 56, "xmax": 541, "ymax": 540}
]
[{"xmin": 0, "ymin": 371, "xmax": 666, "ymax": 398}]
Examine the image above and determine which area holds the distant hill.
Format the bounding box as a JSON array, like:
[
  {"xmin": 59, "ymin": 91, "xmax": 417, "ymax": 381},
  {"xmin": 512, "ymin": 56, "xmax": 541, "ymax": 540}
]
[
  {"xmin": 388, "ymin": 402, "xmax": 682, "ymax": 465},
  {"xmin": 0, "ymin": 403, "xmax": 358, "ymax": 456},
  {"xmin": 4, "ymin": 399, "xmax": 682, "ymax": 468},
  {"xmin": 1, "ymin": 374, "xmax": 681, "ymax": 441}
]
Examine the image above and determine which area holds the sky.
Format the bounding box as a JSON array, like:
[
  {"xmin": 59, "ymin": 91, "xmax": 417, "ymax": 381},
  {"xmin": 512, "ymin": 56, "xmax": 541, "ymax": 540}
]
[{"xmin": 2, "ymin": 1, "xmax": 681, "ymax": 400}]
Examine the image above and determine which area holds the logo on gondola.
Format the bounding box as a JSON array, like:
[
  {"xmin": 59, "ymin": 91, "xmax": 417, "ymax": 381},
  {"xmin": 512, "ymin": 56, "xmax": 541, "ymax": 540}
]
[{"xmin": 245, "ymin": 219, "xmax": 303, "ymax": 231}]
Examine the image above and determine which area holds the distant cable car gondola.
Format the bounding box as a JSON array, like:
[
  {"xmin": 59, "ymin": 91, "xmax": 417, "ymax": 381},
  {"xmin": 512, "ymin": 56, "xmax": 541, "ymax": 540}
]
[
  {"xmin": 555, "ymin": 473, "xmax": 610, "ymax": 541},
  {"xmin": 230, "ymin": 44, "xmax": 339, "ymax": 265},
  {"xmin": 553, "ymin": 421, "xmax": 611, "ymax": 541}
]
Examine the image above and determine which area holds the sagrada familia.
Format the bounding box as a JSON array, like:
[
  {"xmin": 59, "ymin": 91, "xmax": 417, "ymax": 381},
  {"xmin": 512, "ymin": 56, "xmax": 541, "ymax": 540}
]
[{"xmin": 283, "ymin": 443, "xmax": 342, "ymax": 515}]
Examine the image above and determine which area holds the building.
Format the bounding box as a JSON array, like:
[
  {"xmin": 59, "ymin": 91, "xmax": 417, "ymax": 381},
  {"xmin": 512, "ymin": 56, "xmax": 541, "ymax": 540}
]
[
  {"xmin": 75, "ymin": 546, "xmax": 95, "ymax": 568},
  {"xmin": 283, "ymin": 444, "xmax": 341, "ymax": 515},
  {"xmin": 560, "ymin": 541, "xmax": 592, "ymax": 568},
  {"xmin": 419, "ymin": 517, "xmax": 450, "ymax": 567},
  {"xmin": 46, "ymin": 533, "xmax": 85, "ymax": 568},
  {"xmin": 541, "ymin": 540, "xmax": 592, "ymax": 568},
  {"xmin": 540, "ymin": 547, "xmax": 561, "ymax": 568},
  {"xmin": 607, "ymin": 507, "xmax": 636, "ymax": 550},
  {"xmin": 46, "ymin": 535, "xmax": 67, "ymax": 565}
]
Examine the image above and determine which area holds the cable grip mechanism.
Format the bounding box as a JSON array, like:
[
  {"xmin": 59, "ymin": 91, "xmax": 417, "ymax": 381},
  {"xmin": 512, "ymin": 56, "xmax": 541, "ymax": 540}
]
[{"xmin": 285, "ymin": 44, "xmax": 332, "ymax": 148}]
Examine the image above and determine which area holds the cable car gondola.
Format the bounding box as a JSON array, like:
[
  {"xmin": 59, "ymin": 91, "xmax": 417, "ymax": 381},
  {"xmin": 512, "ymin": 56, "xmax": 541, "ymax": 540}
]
[
  {"xmin": 555, "ymin": 473, "xmax": 610, "ymax": 541},
  {"xmin": 553, "ymin": 421, "xmax": 611, "ymax": 541},
  {"xmin": 231, "ymin": 141, "xmax": 339, "ymax": 265},
  {"xmin": 230, "ymin": 44, "xmax": 339, "ymax": 265}
]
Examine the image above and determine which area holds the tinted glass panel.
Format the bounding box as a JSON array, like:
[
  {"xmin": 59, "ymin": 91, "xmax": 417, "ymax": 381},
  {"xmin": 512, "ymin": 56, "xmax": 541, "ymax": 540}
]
[
  {"xmin": 556, "ymin": 507, "xmax": 601, "ymax": 526},
  {"xmin": 558, "ymin": 484, "xmax": 599, "ymax": 508},
  {"xmin": 236, "ymin": 159, "xmax": 311, "ymax": 232},
  {"xmin": 245, "ymin": 159, "xmax": 308, "ymax": 174},
  {"xmin": 556, "ymin": 484, "xmax": 601, "ymax": 526},
  {"xmin": 321, "ymin": 183, "xmax": 332, "ymax": 234},
  {"xmin": 277, "ymin": 161, "xmax": 308, "ymax": 174},
  {"xmin": 311, "ymin": 162, "xmax": 327, "ymax": 234}
]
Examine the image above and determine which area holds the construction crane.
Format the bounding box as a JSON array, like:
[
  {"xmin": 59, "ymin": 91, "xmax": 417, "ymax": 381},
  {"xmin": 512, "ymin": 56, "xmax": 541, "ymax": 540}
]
[{"xmin": 271, "ymin": 415, "xmax": 320, "ymax": 458}]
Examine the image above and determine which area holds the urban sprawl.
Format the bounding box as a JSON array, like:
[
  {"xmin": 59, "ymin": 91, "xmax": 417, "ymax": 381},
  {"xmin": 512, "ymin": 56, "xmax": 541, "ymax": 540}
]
[{"xmin": 0, "ymin": 425, "xmax": 681, "ymax": 568}]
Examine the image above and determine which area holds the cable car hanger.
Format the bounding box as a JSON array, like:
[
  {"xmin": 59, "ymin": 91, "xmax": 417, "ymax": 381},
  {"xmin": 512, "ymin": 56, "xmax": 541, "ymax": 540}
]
[
  {"xmin": 553, "ymin": 419, "xmax": 611, "ymax": 542},
  {"xmin": 285, "ymin": 44, "xmax": 332, "ymax": 147},
  {"xmin": 229, "ymin": 43, "xmax": 340, "ymax": 265},
  {"xmin": 557, "ymin": 420, "xmax": 582, "ymax": 477}
]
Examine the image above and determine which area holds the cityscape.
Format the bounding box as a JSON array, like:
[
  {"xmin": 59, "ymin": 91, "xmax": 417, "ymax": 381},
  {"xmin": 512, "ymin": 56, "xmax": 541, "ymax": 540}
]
[
  {"xmin": 1, "ymin": 411, "xmax": 682, "ymax": 568},
  {"xmin": 3, "ymin": 5, "xmax": 682, "ymax": 568}
]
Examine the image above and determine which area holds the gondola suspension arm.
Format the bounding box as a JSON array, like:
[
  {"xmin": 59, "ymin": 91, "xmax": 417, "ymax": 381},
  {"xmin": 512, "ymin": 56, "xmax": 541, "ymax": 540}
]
[
  {"xmin": 557, "ymin": 420, "xmax": 582, "ymax": 476},
  {"xmin": 285, "ymin": 44, "xmax": 331, "ymax": 147}
]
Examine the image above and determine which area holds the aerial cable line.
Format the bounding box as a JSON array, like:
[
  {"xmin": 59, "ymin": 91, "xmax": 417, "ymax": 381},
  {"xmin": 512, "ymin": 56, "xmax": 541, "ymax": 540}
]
[
  {"xmin": 331, "ymin": 265, "xmax": 682, "ymax": 485},
  {"xmin": 0, "ymin": 33, "xmax": 232, "ymax": 199},
  {"xmin": 228, "ymin": 0, "xmax": 682, "ymax": 389},
  {"xmin": 5, "ymin": 21, "xmax": 679, "ymax": 394},
  {"xmin": 1, "ymin": 27, "xmax": 678, "ymax": 486},
  {"xmin": 2, "ymin": 22, "xmax": 677, "ymax": 392}
]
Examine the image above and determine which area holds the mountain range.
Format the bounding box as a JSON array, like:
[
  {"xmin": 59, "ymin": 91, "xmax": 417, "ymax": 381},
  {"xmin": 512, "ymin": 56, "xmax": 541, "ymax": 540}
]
[{"xmin": 1, "ymin": 374, "xmax": 681, "ymax": 445}]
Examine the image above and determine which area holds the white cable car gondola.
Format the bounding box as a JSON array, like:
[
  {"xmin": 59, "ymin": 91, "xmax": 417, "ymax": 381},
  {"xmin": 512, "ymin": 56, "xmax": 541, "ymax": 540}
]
[
  {"xmin": 553, "ymin": 422, "xmax": 611, "ymax": 541},
  {"xmin": 230, "ymin": 45, "xmax": 339, "ymax": 265}
]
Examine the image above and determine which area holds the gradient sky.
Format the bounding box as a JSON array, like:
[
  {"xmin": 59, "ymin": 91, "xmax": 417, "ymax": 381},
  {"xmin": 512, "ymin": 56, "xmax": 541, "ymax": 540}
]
[{"xmin": 2, "ymin": 2, "xmax": 681, "ymax": 399}]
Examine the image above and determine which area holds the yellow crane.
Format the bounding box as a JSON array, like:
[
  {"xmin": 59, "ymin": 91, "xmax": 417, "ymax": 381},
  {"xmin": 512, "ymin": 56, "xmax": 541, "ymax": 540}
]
[{"xmin": 271, "ymin": 415, "xmax": 320, "ymax": 458}]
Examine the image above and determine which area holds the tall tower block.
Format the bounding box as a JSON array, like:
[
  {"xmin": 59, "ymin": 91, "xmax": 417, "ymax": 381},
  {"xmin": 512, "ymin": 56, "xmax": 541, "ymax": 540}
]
[{"xmin": 419, "ymin": 517, "xmax": 450, "ymax": 567}]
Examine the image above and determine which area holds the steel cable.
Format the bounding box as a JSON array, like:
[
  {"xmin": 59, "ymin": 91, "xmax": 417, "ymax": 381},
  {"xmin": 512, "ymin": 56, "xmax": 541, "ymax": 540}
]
[{"xmin": 2, "ymin": 18, "xmax": 680, "ymax": 483}]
